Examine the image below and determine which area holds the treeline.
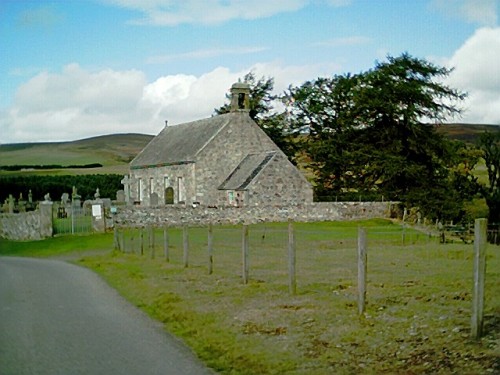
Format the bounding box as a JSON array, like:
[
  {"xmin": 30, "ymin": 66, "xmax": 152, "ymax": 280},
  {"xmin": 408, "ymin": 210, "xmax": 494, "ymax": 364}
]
[
  {"xmin": 0, "ymin": 174, "xmax": 123, "ymax": 203},
  {"xmin": 217, "ymin": 55, "xmax": 500, "ymax": 224},
  {"xmin": 0, "ymin": 163, "xmax": 103, "ymax": 171}
]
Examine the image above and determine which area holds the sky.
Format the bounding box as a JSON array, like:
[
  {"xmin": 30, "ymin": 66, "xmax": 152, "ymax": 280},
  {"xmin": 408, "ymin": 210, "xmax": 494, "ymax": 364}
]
[{"xmin": 0, "ymin": 0, "xmax": 499, "ymax": 144}]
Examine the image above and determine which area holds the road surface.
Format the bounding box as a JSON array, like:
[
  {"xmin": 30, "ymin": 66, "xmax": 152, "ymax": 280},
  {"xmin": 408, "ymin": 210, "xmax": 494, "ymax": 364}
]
[{"xmin": 0, "ymin": 257, "xmax": 214, "ymax": 375}]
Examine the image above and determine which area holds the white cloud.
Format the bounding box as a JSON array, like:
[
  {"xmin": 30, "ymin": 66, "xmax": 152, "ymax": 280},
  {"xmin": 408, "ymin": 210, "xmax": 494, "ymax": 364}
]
[
  {"xmin": 431, "ymin": 0, "xmax": 498, "ymax": 26},
  {"xmin": 101, "ymin": 0, "xmax": 307, "ymax": 26},
  {"xmin": 446, "ymin": 27, "xmax": 500, "ymax": 124},
  {"xmin": 0, "ymin": 61, "xmax": 338, "ymax": 143}
]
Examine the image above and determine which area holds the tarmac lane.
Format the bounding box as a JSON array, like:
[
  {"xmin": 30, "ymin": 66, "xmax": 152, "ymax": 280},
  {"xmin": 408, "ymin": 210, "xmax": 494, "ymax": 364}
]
[{"xmin": 0, "ymin": 257, "xmax": 214, "ymax": 375}]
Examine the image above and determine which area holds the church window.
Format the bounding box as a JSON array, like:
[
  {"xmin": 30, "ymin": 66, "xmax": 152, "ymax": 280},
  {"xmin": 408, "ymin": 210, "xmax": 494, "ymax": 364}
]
[
  {"xmin": 138, "ymin": 178, "xmax": 143, "ymax": 202},
  {"xmin": 177, "ymin": 177, "xmax": 185, "ymax": 203}
]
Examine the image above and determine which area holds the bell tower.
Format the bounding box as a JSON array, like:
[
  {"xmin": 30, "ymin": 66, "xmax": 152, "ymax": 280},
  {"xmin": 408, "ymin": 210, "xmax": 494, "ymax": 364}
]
[{"xmin": 230, "ymin": 82, "xmax": 250, "ymax": 112}]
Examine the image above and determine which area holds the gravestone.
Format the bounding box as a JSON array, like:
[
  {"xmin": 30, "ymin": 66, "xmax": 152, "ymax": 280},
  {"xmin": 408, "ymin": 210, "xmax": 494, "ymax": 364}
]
[
  {"xmin": 18, "ymin": 193, "xmax": 26, "ymax": 213},
  {"xmin": 116, "ymin": 190, "xmax": 125, "ymax": 203},
  {"xmin": 121, "ymin": 175, "xmax": 130, "ymax": 204},
  {"xmin": 8, "ymin": 194, "xmax": 15, "ymax": 214}
]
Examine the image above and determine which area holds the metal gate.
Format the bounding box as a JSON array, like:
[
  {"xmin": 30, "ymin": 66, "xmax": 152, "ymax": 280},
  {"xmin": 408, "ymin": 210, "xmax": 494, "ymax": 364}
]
[{"xmin": 53, "ymin": 204, "xmax": 92, "ymax": 235}]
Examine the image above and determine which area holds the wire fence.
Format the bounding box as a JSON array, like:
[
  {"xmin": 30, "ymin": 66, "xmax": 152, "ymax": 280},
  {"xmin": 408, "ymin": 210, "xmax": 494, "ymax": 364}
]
[{"xmin": 114, "ymin": 220, "xmax": 498, "ymax": 339}]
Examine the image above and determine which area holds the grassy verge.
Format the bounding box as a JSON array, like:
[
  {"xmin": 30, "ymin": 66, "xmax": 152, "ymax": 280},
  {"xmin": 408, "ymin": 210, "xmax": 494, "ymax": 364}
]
[
  {"xmin": 1, "ymin": 220, "xmax": 498, "ymax": 374},
  {"xmin": 0, "ymin": 233, "xmax": 113, "ymax": 258}
]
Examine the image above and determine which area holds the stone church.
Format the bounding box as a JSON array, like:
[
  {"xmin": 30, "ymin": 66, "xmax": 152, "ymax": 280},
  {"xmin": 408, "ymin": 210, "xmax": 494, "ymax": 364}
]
[{"xmin": 124, "ymin": 82, "xmax": 313, "ymax": 207}]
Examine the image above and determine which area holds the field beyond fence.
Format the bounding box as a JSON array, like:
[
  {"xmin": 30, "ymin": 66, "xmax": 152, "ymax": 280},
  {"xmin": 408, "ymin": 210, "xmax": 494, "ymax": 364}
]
[{"xmin": 87, "ymin": 219, "xmax": 499, "ymax": 374}]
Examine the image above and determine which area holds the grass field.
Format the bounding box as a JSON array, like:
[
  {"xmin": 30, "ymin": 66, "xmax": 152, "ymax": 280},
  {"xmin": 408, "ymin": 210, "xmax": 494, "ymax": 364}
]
[{"xmin": 2, "ymin": 219, "xmax": 498, "ymax": 374}]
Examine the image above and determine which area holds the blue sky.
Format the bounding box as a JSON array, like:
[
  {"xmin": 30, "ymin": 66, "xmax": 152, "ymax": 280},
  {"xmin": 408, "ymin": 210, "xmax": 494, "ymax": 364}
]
[{"xmin": 1, "ymin": 0, "xmax": 499, "ymax": 143}]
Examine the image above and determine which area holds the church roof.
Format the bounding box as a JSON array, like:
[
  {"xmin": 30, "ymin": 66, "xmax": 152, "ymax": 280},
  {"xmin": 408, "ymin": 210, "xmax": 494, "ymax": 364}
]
[
  {"xmin": 219, "ymin": 151, "xmax": 277, "ymax": 190},
  {"xmin": 130, "ymin": 112, "xmax": 235, "ymax": 169}
]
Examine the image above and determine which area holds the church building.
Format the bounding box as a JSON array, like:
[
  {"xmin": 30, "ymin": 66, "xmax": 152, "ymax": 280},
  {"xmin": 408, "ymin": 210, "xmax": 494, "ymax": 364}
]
[{"xmin": 124, "ymin": 82, "xmax": 313, "ymax": 207}]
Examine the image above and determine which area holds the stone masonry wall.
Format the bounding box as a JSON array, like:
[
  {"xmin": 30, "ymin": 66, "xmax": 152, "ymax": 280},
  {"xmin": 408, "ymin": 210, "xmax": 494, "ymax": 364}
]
[
  {"xmin": 0, "ymin": 211, "xmax": 43, "ymax": 240},
  {"xmin": 114, "ymin": 201, "xmax": 396, "ymax": 228},
  {"xmin": 0, "ymin": 202, "xmax": 53, "ymax": 241}
]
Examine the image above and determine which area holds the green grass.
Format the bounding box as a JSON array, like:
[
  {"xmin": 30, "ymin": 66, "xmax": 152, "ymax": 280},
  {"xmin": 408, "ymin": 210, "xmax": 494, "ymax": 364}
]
[
  {"xmin": 0, "ymin": 233, "xmax": 113, "ymax": 258},
  {"xmin": 1, "ymin": 219, "xmax": 498, "ymax": 374}
]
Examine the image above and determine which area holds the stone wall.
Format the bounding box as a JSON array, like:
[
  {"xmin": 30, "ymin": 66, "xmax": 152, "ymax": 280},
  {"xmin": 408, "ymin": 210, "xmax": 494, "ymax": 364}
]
[
  {"xmin": 114, "ymin": 201, "xmax": 396, "ymax": 228},
  {"xmin": 0, "ymin": 211, "xmax": 43, "ymax": 240},
  {"xmin": 0, "ymin": 202, "xmax": 53, "ymax": 241}
]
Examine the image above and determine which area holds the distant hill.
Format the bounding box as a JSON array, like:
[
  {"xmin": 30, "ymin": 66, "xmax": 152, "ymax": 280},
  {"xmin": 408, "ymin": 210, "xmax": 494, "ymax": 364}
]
[
  {"xmin": 1, "ymin": 124, "xmax": 498, "ymax": 176},
  {"xmin": 436, "ymin": 123, "xmax": 500, "ymax": 143},
  {"xmin": 0, "ymin": 133, "xmax": 153, "ymax": 175}
]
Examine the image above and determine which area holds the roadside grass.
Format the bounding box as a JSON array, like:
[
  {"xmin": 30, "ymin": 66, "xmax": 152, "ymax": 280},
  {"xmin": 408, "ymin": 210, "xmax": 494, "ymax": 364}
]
[
  {"xmin": 1, "ymin": 219, "xmax": 498, "ymax": 373},
  {"xmin": 0, "ymin": 233, "xmax": 113, "ymax": 258},
  {"xmin": 80, "ymin": 220, "xmax": 499, "ymax": 374}
]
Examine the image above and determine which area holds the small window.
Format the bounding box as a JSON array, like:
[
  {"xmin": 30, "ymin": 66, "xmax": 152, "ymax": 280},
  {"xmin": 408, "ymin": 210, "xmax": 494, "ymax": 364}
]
[
  {"xmin": 138, "ymin": 178, "xmax": 143, "ymax": 202},
  {"xmin": 228, "ymin": 191, "xmax": 236, "ymax": 206}
]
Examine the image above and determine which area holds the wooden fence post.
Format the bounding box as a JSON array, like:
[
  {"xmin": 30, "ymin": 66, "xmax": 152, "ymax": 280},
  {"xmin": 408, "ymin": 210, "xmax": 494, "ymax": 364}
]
[
  {"xmin": 242, "ymin": 224, "xmax": 249, "ymax": 284},
  {"xmin": 114, "ymin": 227, "xmax": 119, "ymax": 251},
  {"xmin": 149, "ymin": 225, "xmax": 155, "ymax": 259},
  {"xmin": 208, "ymin": 223, "xmax": 214, "ymax": 275},
  {"xmin": 120, "ymin": 229, "xmax": 125, "ymax": 253},
  {"xmin": 139, "ymin": 228, "xmax": 144, "ymax": 256},
  {"xmin": 471, "ymin": 218, "xmax": 487, "ymax": 339},
  {"xmin": 288, "ymin": 220, "xmax": 296, "ymax": 295},
  {"xmin": 358, "ymin": 227, "xmax": 367, "ymax": 315},
  {"xmin": 183, "ymin": 225, "xmax": 189, "ymax": 268},
  {"xmin": 163, "ymin": 225, "xmax": 169, "ymax": 262}
]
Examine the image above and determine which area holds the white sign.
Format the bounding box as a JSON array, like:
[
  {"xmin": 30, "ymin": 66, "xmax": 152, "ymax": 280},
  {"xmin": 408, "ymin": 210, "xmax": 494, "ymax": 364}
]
[{"xmin": 92, "ymin": 204, "xmax": 102, "ymax": 219}]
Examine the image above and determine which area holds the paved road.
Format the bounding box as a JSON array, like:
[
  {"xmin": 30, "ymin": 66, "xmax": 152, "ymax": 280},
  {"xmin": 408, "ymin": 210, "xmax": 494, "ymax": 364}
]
[{"xmin": 0, "ymin": 257, "xmax": 213, "ymax": 375}]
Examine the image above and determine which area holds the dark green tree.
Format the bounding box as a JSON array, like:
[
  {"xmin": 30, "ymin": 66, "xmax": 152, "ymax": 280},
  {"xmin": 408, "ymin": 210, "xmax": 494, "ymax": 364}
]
[
  {"xmin": 286, "ymin": 53, "xmax": 469, "ymax": 220},
  {"xmin": 478, "ymin": 131, "xmax": 500, "ymax": 223},
  {"xmin": 215, "ymin": 72, "xmax": 298, "ymax": 162}
]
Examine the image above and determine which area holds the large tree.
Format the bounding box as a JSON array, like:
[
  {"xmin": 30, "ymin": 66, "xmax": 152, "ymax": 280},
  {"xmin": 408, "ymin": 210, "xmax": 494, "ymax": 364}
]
[
  {"xmin": 478, "ymin": 131, "xmax": 500, "ymax": 223},
  {"xmin": 286, "ymin": 54, "xmax": 468, "ymax": 219}
]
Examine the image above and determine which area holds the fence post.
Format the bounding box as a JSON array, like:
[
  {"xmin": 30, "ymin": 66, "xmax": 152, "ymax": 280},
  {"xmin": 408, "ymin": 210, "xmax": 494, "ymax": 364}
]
[
  {"xmin": 130, "ymin": 229, "xmax": 135, "ymax": 254},
  {"xmin": 288, "ymin": 220, "xmax": 296, "ymax": 295},
  {"xmin": 242, "ymin": 224, "xmax": 249, "ymax": 284},
  {"xmin": 149, "ymin": 225, "xmax": 155, "ymax": 259},
  {"xmin": 114, "ymin": 227, "xmax": 120, "ymax": 251},
  {"xmin": 140, "ymin": 228, "xmax": 144, "ymax": 256},
  {"xmin": 358, "ymin": 227, "xmax": 367, "ymax": 315},
  {"xmin": 208, "ymin": 223, "xmax": 214, "ymax": 275},
  {"xmin": 471, "ymin": 218, "xmax": 487, "ymax": 339},
  {"xmin": 163, "ymin": 225, "xmax": 169, "ymax": 262},
  {"xmin": 120, "ymin": 229, "xmax": 125, "ymax": 253},
  {"xmin": 183, "ymin": 225, "xmax": 189, "ymax": 268}
]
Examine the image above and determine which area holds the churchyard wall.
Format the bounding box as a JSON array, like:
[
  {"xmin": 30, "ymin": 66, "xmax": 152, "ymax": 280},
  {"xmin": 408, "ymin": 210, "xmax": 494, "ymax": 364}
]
[{"xmin": 114, "ymin": 201, "xmax": 396, "ymax": 227}]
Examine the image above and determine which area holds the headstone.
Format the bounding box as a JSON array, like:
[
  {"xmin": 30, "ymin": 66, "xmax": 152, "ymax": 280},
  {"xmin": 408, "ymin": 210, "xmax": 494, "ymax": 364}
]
[
  {"xmin": 8, "ymin": 194, "xmax": 15, "ymax": 213},
  {"xmin": 121, "ymin": 175, "xmax": 130, "ymax": 204},
  {"xmin": 18, "ymin": 193, "xmax": 27, "ymax": 213},
  {"xmin": 116, "ymin": 190, "xmax": 125, "ymax": 203},
  {"xmin": 61, "ymin": 193, "xmax": 69, "ymax": 205}
]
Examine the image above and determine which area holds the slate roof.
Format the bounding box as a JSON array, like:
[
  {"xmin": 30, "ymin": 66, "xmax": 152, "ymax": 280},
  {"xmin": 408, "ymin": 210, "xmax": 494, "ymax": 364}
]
[
  {"xmin": 219, "ymin": 151, "xmax": 277, "ymax": 190},
  {"xmin": 130, "ymin": 113, "xmax": 233, "ymax": 168}
]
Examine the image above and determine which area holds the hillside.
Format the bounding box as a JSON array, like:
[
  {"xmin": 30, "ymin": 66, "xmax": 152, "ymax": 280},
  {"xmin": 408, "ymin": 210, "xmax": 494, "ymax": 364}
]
[
  {"xmin": 436, "ymin": 123, "xmax": 500, "ymax": 143},
  {"xmin": 0, "ymin": 133, "xmax": 153, "ymax": 175},
  {"xmin": 0, "ymin": 123, "xmax": 498, "ymax": 176}
]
